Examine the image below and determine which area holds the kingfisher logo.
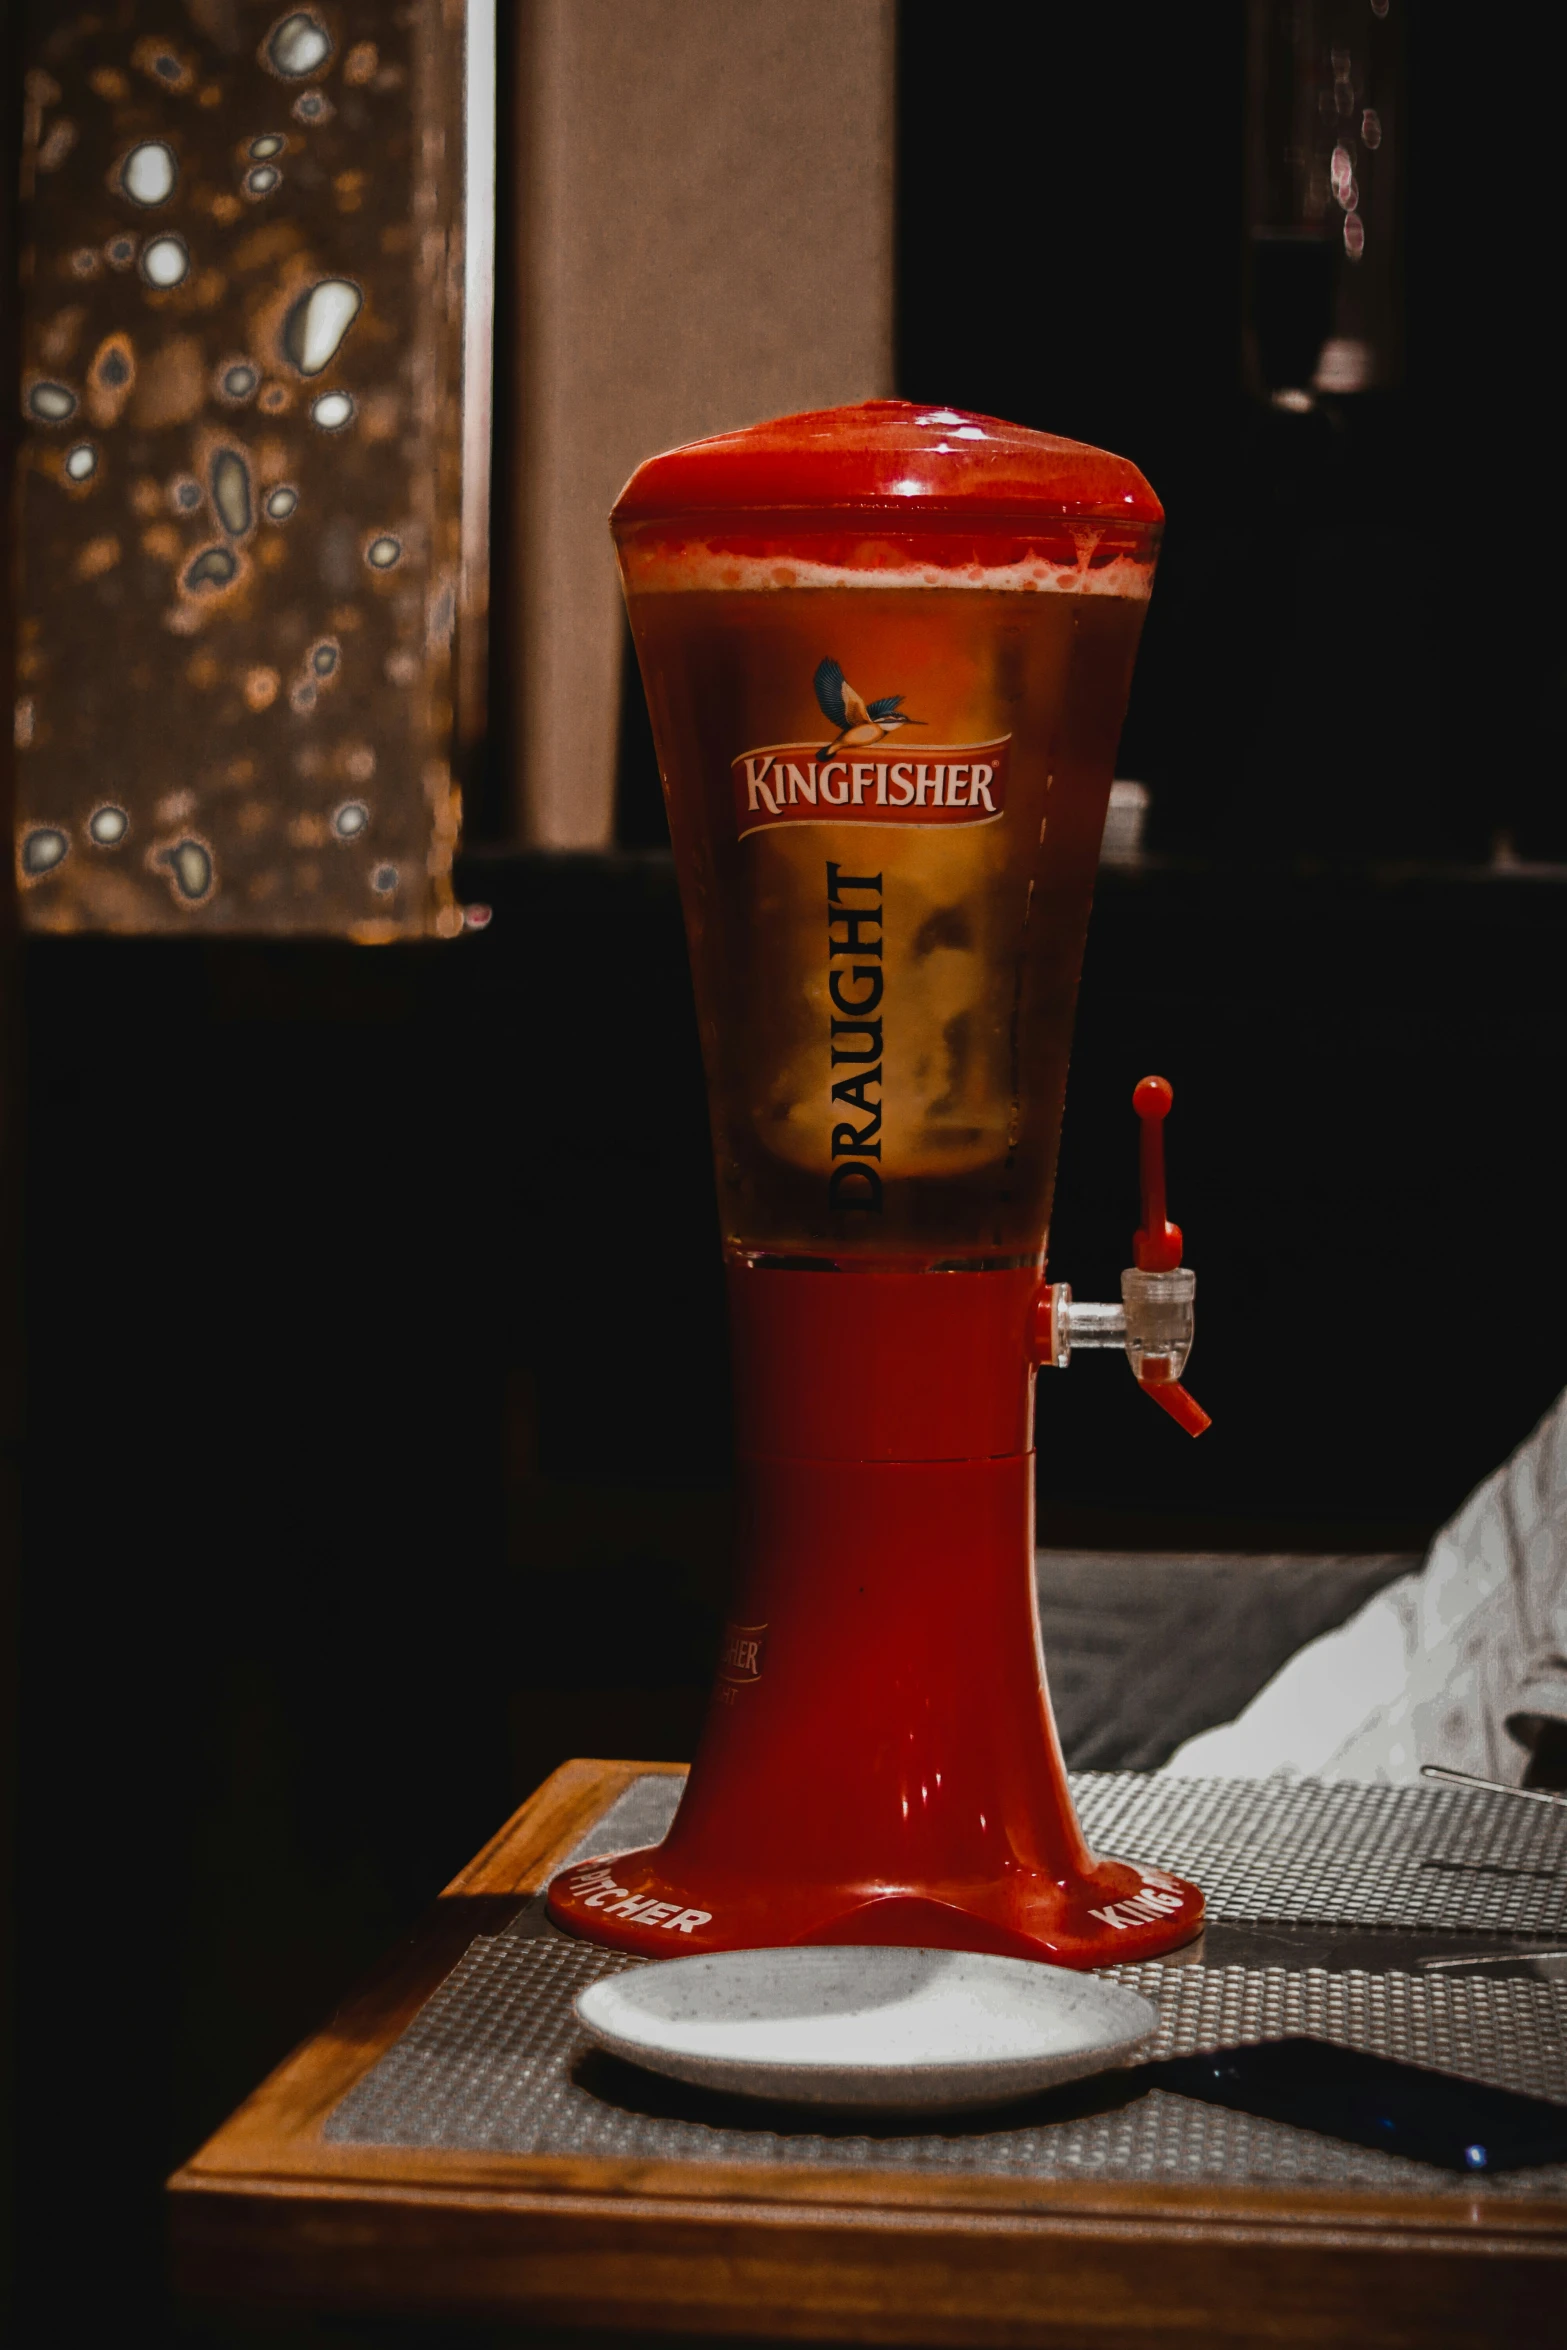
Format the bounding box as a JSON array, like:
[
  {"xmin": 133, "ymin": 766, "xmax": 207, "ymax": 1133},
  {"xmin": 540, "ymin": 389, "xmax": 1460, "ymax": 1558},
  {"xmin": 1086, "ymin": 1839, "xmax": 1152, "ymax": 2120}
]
[
  {"xmin": 719, "ymin": 1622, "xmax": 768, "ymax": 1683},
  {"xmin": 732, "ymin": 657, "xmax": 1009, "ymax": 839},
  {"xmin": 812, "ymin": 657, "xmax": 925, "ymax": 757}
]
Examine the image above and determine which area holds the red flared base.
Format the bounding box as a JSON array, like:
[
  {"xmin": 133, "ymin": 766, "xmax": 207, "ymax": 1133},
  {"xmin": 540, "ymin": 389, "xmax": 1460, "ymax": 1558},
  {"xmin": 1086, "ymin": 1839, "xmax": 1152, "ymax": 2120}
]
[{"xmin": 547, "ymin": 1269, "xmax": 1203, "ymax": 1968}]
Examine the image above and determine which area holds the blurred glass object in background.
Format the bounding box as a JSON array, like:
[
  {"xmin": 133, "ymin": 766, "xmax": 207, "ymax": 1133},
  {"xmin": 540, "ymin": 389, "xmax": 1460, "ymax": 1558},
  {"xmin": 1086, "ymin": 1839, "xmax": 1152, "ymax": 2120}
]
[
  {"xmin": 1214, "ymin": 0, "xmax": 1441, "ymax": 866},
  {"xmin": 1100, "ymin": 780, "xmax": 1150, "ymax": 866},
  {"xmin": 1245, "ymin": 0, "xmax": 1403, "ymax": 409},
  {"xmin": 12, "ymin": 3, "xmax": 493, "ymax": 937}
]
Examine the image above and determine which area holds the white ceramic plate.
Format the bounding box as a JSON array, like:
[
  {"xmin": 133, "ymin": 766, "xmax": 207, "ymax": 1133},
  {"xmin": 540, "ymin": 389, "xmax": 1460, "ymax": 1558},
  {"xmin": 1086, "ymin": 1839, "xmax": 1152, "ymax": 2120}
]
[{"xmin": 575, "ymin": 1944, "xmax": 1158, "ymax": 2111}]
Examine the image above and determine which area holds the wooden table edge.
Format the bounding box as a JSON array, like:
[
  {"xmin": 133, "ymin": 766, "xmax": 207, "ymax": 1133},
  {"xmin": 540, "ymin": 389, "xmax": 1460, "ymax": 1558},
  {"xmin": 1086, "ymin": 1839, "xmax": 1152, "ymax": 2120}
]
[{"xmin": 167, "ymin": 2157, "xmax": 1567, "ymax": 2253}]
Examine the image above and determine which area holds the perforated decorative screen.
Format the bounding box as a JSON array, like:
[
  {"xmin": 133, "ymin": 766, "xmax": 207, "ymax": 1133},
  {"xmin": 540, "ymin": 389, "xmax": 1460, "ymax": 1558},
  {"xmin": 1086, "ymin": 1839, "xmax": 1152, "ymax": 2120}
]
[{"xmin": 14, "ymin": 2, "xmax": 491, "ymax": 936}]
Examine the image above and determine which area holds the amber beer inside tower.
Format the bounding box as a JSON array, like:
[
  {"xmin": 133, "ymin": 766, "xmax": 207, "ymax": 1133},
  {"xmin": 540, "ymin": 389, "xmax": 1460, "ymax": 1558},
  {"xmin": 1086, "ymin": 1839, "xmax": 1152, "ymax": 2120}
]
[{"xmin": 548, "ymin": 401, "xmax": 1205, "ymax": 1965}]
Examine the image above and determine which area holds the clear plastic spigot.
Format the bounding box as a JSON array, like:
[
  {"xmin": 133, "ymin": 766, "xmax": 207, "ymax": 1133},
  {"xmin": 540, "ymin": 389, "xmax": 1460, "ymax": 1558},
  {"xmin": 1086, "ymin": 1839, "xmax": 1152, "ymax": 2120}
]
[{"xmin": 1120, "ymin": 1266, "xmax": 1196, "ymax": 1383}]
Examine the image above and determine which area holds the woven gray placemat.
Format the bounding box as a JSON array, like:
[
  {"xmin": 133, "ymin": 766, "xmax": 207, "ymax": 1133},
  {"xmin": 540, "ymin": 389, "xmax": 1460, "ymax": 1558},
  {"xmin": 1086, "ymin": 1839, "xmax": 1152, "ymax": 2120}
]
[
  {"xmin": 324, "ymin": 1772, "xmax": 1567, "ymax": 2190},
  {"xmin": 557, "ymin": 1774, "xmax": 688, "ymax": 1869},
  {"xmin": 553, "ymin": 1770, "xmax": 1567, "ymax": 1937},
  {"xmin": 1073, "ymin": 1773, "xmax": 1567, "ymax": 1935},
  {"xmin": 325, "ymin": 1928, "xmax": 1567, "ymax": 2195}
]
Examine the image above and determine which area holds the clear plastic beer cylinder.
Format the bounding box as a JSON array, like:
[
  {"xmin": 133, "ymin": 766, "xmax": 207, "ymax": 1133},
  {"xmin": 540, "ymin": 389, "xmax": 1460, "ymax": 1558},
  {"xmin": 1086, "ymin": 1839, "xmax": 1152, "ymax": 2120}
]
[
  {"xmin": 547, "ymin": 402, "xmax": 1206, "ymax": 1968},
  {"xmin": 613, "ymin": 400, "xmax": 1161, "ymax": 1268}
]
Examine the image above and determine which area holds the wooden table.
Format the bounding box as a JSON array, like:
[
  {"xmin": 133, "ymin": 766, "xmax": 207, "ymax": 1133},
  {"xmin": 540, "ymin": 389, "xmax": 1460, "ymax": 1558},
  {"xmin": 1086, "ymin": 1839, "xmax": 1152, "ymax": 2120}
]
[{"xmin": 169, "ymin": 1759, "xmax": 1567, "ymax": 2346}]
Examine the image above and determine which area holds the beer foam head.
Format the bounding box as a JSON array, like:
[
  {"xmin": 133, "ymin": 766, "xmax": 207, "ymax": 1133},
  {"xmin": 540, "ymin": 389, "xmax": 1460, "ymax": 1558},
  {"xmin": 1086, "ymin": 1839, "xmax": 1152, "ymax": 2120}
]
[{"xmin": 613, "ymin": 400, "xmax": 1160, "ymax": 598}]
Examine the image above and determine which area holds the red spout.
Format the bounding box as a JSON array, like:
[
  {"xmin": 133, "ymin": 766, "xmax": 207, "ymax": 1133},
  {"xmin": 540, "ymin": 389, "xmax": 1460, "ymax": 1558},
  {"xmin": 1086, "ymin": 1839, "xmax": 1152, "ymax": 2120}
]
[{"xmin": 1139, "ymin": 1368, "xmax": 1213, "ymax": 1438}]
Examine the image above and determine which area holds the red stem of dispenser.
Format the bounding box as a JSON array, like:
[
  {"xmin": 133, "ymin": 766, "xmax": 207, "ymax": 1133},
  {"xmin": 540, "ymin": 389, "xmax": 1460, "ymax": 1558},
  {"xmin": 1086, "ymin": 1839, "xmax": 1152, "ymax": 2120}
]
[{"xmin": 1133, "ymin": 1074, "xmax": 1183, "ymax": 1272}]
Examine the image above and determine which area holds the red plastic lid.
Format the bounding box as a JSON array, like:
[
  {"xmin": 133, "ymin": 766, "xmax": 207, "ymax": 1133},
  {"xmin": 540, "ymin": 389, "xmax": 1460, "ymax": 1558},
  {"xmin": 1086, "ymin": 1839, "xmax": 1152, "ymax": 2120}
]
[{"xmin": 612, "ymin": 399, "xmax": 1162, "ymax": 531}]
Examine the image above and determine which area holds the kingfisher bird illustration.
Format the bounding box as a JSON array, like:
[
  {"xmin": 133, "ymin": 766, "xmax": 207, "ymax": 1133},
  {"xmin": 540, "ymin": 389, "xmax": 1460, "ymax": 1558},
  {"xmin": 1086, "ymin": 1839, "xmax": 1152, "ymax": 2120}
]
[{"xmin": 813, "ymin": 657, "xmax": 927, "ymax": 758}]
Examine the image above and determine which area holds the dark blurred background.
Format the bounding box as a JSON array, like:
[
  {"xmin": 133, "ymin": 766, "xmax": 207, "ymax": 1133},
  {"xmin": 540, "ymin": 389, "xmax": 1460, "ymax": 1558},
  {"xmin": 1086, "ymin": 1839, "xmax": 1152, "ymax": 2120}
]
[{"xmin": 6, "ymin": 3, "xmax": 1565, "ymax": 2339}]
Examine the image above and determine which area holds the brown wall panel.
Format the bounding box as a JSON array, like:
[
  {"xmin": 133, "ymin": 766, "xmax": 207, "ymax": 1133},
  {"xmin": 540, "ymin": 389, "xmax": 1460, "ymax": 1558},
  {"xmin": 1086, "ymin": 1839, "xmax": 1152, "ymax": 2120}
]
[{"xmin": 511, "ymin": 0, "xmax": 895, "ymax": 848}]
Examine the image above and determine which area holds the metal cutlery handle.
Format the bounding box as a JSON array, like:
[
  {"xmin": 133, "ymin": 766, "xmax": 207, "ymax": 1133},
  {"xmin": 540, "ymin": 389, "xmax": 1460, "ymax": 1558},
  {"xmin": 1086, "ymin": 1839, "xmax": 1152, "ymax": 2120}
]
[{"xmin": 1420, "ymin": 1763, "xmax": 1567, "ymax": 1810}]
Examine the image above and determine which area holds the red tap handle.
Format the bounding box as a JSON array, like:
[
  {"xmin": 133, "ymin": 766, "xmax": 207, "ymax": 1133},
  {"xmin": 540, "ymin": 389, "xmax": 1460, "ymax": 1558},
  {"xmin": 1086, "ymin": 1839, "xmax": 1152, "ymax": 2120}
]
[
  {"xmin": 1131, "ymin": 1075, "xmax": 1210, "ymax": 1435},
  {"xmin": 1133, "ymin": 1075, "xmax": 1183, "ymax": 1272}
]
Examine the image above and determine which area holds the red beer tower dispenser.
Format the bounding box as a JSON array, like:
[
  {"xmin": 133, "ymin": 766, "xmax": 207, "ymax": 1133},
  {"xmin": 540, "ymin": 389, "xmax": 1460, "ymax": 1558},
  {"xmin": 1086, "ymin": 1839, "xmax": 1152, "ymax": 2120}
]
[{"xmin": 548, "ymin": 402, "xmax": 1210, "ymax": 1967}]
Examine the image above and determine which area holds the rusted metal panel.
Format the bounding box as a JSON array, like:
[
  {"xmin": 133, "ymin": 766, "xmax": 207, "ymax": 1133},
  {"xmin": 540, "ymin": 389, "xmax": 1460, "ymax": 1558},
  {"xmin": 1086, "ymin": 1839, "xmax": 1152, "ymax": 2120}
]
[{"xmin": 14, "ymin": 3, "xmax": 491, "ymax": 937}]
